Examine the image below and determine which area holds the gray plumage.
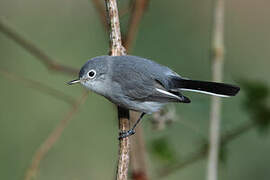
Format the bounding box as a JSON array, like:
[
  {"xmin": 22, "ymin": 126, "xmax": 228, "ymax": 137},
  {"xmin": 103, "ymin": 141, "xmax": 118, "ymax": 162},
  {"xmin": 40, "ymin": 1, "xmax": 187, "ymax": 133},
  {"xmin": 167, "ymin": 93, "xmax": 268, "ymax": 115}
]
[{"xmin": 68, "ymin": 55, "xmax": 240, "ymax": 114}]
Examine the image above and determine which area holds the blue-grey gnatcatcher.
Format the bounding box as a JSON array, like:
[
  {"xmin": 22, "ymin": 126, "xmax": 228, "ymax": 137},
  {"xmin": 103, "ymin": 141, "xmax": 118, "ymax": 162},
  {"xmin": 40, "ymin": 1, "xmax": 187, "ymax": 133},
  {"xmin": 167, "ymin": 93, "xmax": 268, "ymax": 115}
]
[{"xmin": 68, "ymin": 55, "xmax": 240, "ymax": 139}]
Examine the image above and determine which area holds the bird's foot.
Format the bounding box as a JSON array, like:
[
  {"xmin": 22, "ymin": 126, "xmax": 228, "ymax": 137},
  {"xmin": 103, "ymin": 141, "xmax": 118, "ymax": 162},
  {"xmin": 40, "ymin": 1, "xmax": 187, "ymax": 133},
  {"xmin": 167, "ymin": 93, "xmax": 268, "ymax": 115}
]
[{"xmin": 118, "ymin": 129, "xmax": 135, "ymax": 140}]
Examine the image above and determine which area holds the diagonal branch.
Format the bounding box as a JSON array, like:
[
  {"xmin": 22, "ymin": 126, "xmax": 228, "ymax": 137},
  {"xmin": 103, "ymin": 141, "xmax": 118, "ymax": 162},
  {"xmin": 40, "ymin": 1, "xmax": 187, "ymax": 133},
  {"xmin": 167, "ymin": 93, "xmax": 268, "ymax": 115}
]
[
  {"xmin": 157, "ymin": 148, "xmax": 206, "ymax": 178},
  {"xmin": 24, "ymin": 91, "xmax": 88, "ymax": 180},
  {"xmin": 0, "ymin": 18, "xmax": 78, "ymax": 76},
  {"xmin": 157, "ymin": 121, "xmax": 256, "ymax": 179},
  {"xmin": 91, "ymin": 0, "xmax": 109, "ymax": 32},
  {"xmin": 123, "ymin": 0, "xmax": 149, "ymax": 52}
]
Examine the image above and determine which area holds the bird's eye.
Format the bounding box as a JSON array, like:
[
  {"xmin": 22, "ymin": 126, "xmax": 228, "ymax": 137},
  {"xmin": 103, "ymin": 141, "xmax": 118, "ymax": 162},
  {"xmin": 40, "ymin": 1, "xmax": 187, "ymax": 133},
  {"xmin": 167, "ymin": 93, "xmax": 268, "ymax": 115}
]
[{"xmin": 88, "ymin": 70, "xmax": 96, "ymax": 78}]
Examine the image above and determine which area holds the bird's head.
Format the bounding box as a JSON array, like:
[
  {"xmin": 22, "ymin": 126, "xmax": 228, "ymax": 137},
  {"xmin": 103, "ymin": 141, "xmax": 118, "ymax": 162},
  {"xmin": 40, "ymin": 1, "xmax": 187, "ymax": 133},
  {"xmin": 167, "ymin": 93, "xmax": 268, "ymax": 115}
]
[{"xmin": 67, "ymin": 56, "xmax": 109, "ymax": 94}]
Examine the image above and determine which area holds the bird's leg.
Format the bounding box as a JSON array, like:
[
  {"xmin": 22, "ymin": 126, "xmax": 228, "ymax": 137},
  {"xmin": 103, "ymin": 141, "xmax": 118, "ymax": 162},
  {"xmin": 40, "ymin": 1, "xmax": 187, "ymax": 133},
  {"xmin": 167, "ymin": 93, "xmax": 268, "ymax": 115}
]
[{"xmin": 119, "ymin": 112, "xmax": 146, "ymax": 139}]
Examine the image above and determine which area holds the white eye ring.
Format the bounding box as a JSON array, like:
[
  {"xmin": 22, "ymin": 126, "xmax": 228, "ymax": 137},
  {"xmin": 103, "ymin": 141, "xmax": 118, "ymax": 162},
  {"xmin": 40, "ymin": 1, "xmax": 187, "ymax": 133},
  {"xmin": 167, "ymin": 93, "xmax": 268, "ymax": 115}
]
[{"xmin": 88, "ymin": 69, "xmax": 96, "ymax": 78}]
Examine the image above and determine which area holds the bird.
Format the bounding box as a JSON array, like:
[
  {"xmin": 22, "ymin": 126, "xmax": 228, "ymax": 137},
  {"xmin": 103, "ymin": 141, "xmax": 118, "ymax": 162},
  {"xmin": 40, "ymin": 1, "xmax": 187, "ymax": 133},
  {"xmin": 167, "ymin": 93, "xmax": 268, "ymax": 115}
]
[{"xmin": 68, "ymin": 55, "xmax": 240, "ymax": 139}]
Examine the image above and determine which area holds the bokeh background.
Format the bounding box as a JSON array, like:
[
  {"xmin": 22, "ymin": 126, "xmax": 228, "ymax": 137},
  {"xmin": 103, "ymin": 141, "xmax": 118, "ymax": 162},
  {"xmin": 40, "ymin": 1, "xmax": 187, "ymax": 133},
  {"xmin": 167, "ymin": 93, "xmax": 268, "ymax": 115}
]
[{"xmin": 1, "ymin": 0, "xmax": 270, "ymax": 180}]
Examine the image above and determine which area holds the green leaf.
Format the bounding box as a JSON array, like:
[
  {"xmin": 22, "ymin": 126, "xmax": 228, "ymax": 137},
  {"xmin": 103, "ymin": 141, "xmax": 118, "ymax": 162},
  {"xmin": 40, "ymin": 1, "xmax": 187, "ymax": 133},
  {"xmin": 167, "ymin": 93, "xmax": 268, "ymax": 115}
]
[
  {"xmin": 239, "ymin": 79, "xmax": 270, "ymax": 133},
  {"xmin": 150, "ymin": 137, "xmax": 177, "ymax": 164}
]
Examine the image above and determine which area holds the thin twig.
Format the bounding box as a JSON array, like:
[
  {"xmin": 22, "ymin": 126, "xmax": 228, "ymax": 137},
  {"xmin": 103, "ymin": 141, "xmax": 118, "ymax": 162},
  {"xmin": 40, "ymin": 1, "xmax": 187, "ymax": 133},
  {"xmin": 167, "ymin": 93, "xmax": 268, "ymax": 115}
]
[
  {"xmin": 158, "ymin": 149, "xmax": 206, "ymax": 178},
  {"xmin": 24, "ymin": 91, "xmax": 88, "ymax": 180},
  {"xmin": 221, "ymin": 121, "xmax": 255, "ymax": 146},
  {"xmin": 104, "ymin": 1, "xmax": 130, "ymax": 180},
  {"xmin": 0, "ymin": 69, "xmax": 76, "ymax": 105},
  {"xmin": 0, "ymin": 18, "xmax": 78, "ymax": 76},
  {"xmin": 91, "ymin": 0, "xmax": 109, "ymax": 32},
  {"xmin": 123, "ymin": 0, "xmax": 149, "ymax": 52},
  {"xmin": 157, "ymin": 121, "xmax": 256, "ymax": 179},
  {"xmin": 119, "ymin": 2, "xmax": 132, "ymax": 17},
  {"xmin": 207, "ymin": 0, "xmax": 225, "ymax": 179}
]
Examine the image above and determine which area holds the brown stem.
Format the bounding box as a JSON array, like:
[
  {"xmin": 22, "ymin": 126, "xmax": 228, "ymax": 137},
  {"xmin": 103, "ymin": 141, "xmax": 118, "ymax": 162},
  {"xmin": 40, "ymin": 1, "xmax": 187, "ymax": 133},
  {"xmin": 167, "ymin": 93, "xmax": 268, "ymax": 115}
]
[
  {"xmin": 104, "ymin": 1, "xmax": 130, "ymax": 180},
  {"xmin": 117, "ymin": 107, "xmax": 131, "ymax": 180},
  {"xmin": 104, "ymin": 0, "xmax": 126, "ymax": 56},
  {"xmin": 24, "ymin": 91, "xmax": 88, "ymax": 180},
  {"xmin": 91, "ymin": 0, "xmax": 109, "ymax": 32},
  {"xmin": 123, "ymin": 0, "xmax": 149, "ymax": 52},
  {"xmin": 91, "ymin": 1, "xmax": 150, "ymax": 178},
  {"xmin": 207, "ymin": 0, "xmax": 225, "ymax": 179},
  {"xmin": 130, "ymin": 112, "xmax": 148, "ymax": 180},
  {"xmin": 0, "ymin": 18, "xmax": 78, "ymax": 76}
]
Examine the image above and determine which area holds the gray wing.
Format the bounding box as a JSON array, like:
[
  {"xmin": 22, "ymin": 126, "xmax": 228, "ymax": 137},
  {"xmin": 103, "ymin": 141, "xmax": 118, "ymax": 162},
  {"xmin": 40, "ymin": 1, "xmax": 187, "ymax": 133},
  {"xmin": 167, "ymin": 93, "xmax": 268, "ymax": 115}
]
[{"xmin": 111, "ymin": 56, "xmax": 190, "ymax": 103}]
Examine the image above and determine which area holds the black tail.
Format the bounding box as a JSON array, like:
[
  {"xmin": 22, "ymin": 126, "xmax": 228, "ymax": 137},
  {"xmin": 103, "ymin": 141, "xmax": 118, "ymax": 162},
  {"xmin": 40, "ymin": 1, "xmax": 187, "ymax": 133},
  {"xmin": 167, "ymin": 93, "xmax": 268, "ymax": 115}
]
[{"xmin": 170, "ymin": 78, "xmax": 240, "ymax": 97}]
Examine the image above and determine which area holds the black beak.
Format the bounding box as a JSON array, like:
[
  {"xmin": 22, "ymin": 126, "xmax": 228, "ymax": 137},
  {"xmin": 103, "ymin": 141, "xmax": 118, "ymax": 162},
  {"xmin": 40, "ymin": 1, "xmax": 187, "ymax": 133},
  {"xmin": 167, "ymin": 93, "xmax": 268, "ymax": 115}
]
[{"xmin": 67, "ymin": 79, "xmax": 80, "ymax": 85}]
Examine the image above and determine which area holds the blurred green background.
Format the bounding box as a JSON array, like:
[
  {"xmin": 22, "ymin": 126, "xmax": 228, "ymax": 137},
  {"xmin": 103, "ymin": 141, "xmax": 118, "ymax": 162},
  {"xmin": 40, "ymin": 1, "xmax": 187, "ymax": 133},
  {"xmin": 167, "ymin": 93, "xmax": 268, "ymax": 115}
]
[{"xmin": 0, "ymin": 0, "xmax": 270, "ymax": 180}]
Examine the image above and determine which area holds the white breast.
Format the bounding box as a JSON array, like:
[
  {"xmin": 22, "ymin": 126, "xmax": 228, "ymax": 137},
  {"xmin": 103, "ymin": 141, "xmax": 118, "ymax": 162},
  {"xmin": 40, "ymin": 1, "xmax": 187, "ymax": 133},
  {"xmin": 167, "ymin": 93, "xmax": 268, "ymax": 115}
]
[{"xmin": 130, "ymin": 101, "xmax": 165, "ymax": 114}]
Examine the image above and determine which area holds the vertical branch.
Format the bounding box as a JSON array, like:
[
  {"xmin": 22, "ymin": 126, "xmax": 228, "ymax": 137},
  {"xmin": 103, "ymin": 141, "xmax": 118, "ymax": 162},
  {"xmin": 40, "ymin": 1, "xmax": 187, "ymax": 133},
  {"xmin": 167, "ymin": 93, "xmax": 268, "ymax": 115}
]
[
  {"xmin": 104, "ymin": 0, "xmax": 126, "ymax": 56},
  {"xmin": 91, "ymin": 1, "xmax": 150, "ymax": 179},
  {"xmin": 130, "ymin": 112, "xmax": 148, "ymax": 180},
  {"xmin": 104, "ymin": 1, "xmax": 129, "ymax": 180},
  {"xmin": 117, "ymin": 106, "xmax": 130, "ymax": 180},
  {"xmin": 206, "ymin": 0, "xmax": 225, "ymax": 180}
]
